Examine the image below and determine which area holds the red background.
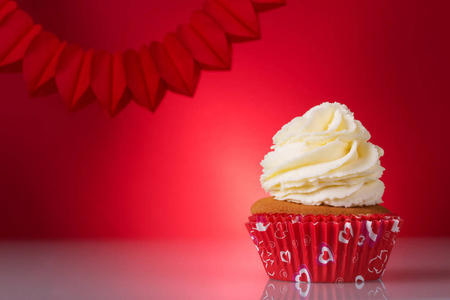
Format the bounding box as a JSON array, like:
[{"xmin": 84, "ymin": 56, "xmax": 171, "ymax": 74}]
[{"xmin": 0, "ymin": 0, "xmax": 448, "ymax": 239}]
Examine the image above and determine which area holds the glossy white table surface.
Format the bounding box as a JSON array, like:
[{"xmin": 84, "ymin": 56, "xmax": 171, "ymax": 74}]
[{"xmin": 0, "ymin": 237, "xmax": 449, "ymax": 300}]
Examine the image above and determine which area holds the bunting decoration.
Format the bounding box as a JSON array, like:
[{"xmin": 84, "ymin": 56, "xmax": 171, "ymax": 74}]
[{"xmin": 0, "ymin": 0, "xmax": 286, "ymax": 116}]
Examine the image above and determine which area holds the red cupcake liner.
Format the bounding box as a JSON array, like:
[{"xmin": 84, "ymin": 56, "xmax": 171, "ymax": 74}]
[{"xmin": 245, "ymin": 213, "xmax": 403, "ymax": 283}]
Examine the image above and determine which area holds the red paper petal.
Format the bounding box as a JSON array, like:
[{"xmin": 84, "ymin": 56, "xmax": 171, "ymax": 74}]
[
  {"xmin": 91, "ymin": 50, "xmax": 131, "ymax": 116},
  {"xmin": 177, "ymin": 24, "xmax": 228, "ymax": 70},
  {"xmin": 250, "ymin": 0, "xmax": 286, "ymax": 12},
  {"xmin": 1, "ymin": 24, "xmax": 42, "ymax": 69},
  {"xmin": 177, "ymin": 10, "xmax": 232, "ymax": 71},
  {"xmin": 150, "ymin": 34, "xmax": 200, "ymax": 96},
  {"xmin": 0, "ymin": 10, "xmax": 41, "ymax": 71},
  {"xmin": 111, "ymin": 51, "xmax": 131, "ymax": 115},
  {"xmin": 55, "ymin": 45, "xmax": 96, "ymax": 111},
  {"xmin": 123, "ymin": 47, "xmax": 166, "ymax": 112},
  {"xmin": 92, "ymin": 51, "xmax": 112, "ymax": 101},
  {"xmin": 23, "ymin": 31, "xmax": 67, "ymax": 97},
  {"xmin": 190, "ymin": 10, "xmax": 231, "ymax": 69},
  {"xmin": 0, "ymin": 1, "xmax": 17, "ymax": 23},
  {"xmin": 203, "ymin": 0, "xmax": 260, "ymax": 42}
]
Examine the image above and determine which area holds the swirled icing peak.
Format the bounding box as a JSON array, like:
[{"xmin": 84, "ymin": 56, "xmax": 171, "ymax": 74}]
[{"xmin": 260, "ymin": 102, "xmax": 385, "ymax": 207}]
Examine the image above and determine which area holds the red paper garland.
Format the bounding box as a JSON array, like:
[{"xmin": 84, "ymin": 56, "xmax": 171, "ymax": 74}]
[{"xmin": 0, "ymin": 0, "xmax": 286, "ymax": 116}]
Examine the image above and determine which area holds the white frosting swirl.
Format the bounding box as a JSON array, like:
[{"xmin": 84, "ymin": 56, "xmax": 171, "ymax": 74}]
[{"xmin": 260, "ymin": 102, "xmax": 385, "ymax": 207}]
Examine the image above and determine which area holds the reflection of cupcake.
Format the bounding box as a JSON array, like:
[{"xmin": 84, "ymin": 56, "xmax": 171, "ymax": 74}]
[
  {"xmin": 245, "ymin": 102, "xmax": 403, "ymax": 283},
  {"xmin": 261, "ymin": 278, "xmax": 390, "ymax": 299}
]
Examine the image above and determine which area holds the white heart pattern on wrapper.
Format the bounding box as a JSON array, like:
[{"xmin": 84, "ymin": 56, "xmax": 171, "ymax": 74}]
[
  {"xmin": 274, "ymin": 222, "xmax": 288, "ymax": 239},
  {"xmin": 338, "ymin": 222, "xmax": 354, "ymax": 244},
  {"xmin": 391, "ymin": 219, "xmax": 400, "ymax": 233},
  {"xmin": 316, "ymin": 242, "xmax": 335, "ymax": 266},
  {"xmin": 366, "ymin": 221, "xmax": 378, "ymax": 242},
  {"xmin": 294, "ymin": 264, "xmax": 312, "ymax": 283},
  {"xmin": 279, "ymin": 269, "xmax": 288, "ymax": 279},
  {"xmin": 291, "ymin": 216, "xmax": 300, "ymax": 224},
  {"xmin": 352, "ymin": 252, "xmax": 359, "ymax": 263},
  {"xmin": 360, "ymin": 220, "xmax": 383, "ymax": 247},
  {"xmin": 368, "ymin": 249, "xmax": 389, "ymax": 274},
  {"xmin": 253, "ymin": 222, "xmax": 270, "ymax": 232},
  {"xmin": 358, "ymin": 235, "xmax": 365, "ymax": 246},
  {"xmin": 250, "ymin": 234, "xmax": 260, "ymax": 252},
  {"xmin": 260, "ymin": 250, "xmax": 275, "ymax": 276},
  {"xmin": 280, "ymin": 251, "xmax": 291, "ymax": 263},
  {"xmin": 304, "ymin": 235, "xmax": 311, "ymax": 246}
]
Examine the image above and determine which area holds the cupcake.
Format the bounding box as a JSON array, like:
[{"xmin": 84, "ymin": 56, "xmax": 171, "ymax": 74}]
[{"xmin": 245, "ymin": 102, "xmax": 403, "ymax": 283}]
